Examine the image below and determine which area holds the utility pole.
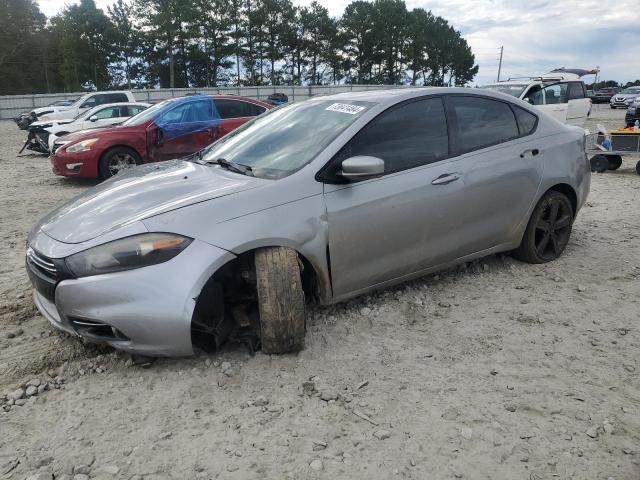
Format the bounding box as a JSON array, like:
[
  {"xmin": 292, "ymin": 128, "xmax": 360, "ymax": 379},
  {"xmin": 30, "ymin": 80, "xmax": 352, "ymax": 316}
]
[{"xmin": 497, "ymin": 46, "xmax": 503, "ymax": 82}]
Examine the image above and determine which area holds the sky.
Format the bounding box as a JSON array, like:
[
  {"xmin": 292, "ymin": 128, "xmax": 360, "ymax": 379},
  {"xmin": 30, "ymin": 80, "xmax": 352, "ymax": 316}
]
[{"xmin": 37, "ymin": 0, "xmax": 640, "ymax": 86}]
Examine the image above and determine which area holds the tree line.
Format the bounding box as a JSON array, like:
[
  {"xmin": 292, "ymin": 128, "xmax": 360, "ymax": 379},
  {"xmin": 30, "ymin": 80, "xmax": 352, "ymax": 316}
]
[
  {"xmin": 586, "ymin": 80, "xmax": 640, "ymax": 90},
  {"xmin": 0, "ymin": 0, "xmax": 478, "ymax": 95}
]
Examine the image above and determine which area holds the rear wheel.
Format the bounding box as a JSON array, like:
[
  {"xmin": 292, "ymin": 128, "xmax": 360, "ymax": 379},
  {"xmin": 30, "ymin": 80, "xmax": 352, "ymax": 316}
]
[
  {"xmin": 590, "ymin": 154, "xmax": 609, "ymax": 173},
  {"xmin": 636, "ymin": 161, "xmax": 640, "ymax": 175},
  {"xmin": 607, "ymin": 155, "xmax": 623, "ymax": 170},
  {"xmin": 99, "ymin": 147, "xmax": 141, "ymax": 179},
  {"xmin": 254, "ymin": 247, "xmax": 305, "ymax": 354},
  {"xmin": 513, "ymin": 191, "xmax": 574, "ymax": 264}
]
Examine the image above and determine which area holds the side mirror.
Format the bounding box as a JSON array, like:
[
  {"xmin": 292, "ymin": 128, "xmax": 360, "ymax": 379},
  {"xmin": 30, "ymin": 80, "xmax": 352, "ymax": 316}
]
[
  {"xmin": 89, "ymin": 115, "xmax": 98, "ymax": 122},
  {"xmin": 523, "ymin": 97, "xmax": 532, "ymax": 104},
  {"xmin": 339, "ymin": 156, "xmax": 385, "ymax": 180}
]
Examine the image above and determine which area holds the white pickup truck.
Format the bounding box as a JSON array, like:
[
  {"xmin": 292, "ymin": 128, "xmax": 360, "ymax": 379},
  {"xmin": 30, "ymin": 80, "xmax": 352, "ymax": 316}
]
[
  {"xmin": 30, "ymin": 91, "xmax": 138, "ymax": 122},
  {"xmin": 481, "ymin": 69, "xmax": 595, "ymax": 126}
]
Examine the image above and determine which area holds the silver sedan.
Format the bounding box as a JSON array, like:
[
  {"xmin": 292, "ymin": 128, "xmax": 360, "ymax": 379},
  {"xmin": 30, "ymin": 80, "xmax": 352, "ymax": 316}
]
[{"xmin": 26, "ymin": 88, "xmax": 590, "ymax": 356}]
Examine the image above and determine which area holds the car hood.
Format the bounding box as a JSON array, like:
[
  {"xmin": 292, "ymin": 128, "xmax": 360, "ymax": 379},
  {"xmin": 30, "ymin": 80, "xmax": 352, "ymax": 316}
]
[
  {"xmin": 31, "ymin": 119, "xmax": 74, "ymax": 128},
  {"xmin": 36, "ymin": 160, "xmax": 267, "ymax": 244},
  {"xmin": 614, "ymin": 94, "xmax": 640, "ymax": 100},
  {"xmin": 57, "ymin": 124, "xmax": 139, "ymax": 144}
]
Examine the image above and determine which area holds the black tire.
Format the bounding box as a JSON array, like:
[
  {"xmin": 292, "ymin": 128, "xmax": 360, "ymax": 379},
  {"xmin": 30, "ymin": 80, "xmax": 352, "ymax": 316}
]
[
  {"xmin": 636, "ymin": 161, "xmax": 640, "ymax": 176},
  {"xmin": 513, "ymin": 190, "xmax": 574, "ymax": 264},
  {"xmin": 99, "ymin": 147, "xmax": 141, "ymax": 179},
  {"xmin": 607, "ymin": 155, "xmax": 623, "ymax": 170},
  {"xmin": 254, "ymin": 247, "xmax": 305, "ymax": 354},
  {"xmin": 590, "ymin": 154, "xmax": 609, "ymax": 173}
]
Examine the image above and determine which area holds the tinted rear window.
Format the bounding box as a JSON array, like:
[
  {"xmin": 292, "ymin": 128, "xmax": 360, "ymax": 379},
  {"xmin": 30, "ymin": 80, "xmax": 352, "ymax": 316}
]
[
  {"xmin": 214, "ymin": 99, "xmax": 265, "ymax": 119},
  {"xmin": 512, "ymin": 106, "xmax": 537, "ymax": 135},
  {"xmin": 448, "ymin": 96, "xmax": 519, "ymax": 152}
]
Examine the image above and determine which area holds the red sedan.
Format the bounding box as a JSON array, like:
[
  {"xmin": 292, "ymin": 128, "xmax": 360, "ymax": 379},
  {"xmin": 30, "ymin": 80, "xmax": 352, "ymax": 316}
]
[{"xmin": 51, "ymin": 95, "xmax": 272, "ymax": 179}]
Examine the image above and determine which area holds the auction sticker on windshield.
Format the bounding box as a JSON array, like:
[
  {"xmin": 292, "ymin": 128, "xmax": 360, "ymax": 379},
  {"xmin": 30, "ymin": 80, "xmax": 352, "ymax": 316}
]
[{"xmin": 325, "ymin": 103, "xmax": 366, "ymax": 114}]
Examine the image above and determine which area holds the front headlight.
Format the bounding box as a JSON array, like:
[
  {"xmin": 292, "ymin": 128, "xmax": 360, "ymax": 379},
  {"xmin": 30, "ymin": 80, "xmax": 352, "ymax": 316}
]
[
  {"xmin": 66, "ymin": 233, "xmax": 193, "ymax": 278},
  {"xmin": 66, "ymin": 138, "xmax": 99, "ymax": 153}
]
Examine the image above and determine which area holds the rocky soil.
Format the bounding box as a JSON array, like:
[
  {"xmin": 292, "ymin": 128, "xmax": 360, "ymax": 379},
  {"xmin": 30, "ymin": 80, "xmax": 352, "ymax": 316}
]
[{"xmin": 0, "ymin": 105, "xmax": 639, "ymax": 480}]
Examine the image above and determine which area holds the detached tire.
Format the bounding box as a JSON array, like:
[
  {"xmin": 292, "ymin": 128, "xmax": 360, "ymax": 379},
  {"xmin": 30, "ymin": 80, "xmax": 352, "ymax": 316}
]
[
  {"xmin": 513, "ymin": 190, "xmax": 574, "ymax": 264},
  {"xmin": 99, "ymin": 146, "xmax": 141, "ymax": 180},
  {"xmin": 254, "ymin": 247, "xmax": 305, "ymax": 354},
  {"xmin": 590, "ymin": 155, "xmax": 609, "ymax": 173}
]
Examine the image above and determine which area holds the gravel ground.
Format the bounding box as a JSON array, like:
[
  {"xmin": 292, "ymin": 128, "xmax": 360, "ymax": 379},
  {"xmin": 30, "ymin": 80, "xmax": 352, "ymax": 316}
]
[{"xmin": 0, "ymin": 105, "xmax": 639, "ymax": 480}]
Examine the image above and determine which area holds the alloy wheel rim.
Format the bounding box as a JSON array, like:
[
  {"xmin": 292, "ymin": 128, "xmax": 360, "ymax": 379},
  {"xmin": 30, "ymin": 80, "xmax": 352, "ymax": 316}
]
[
  {"xmin": 534, "ymin": 199, "xmax": 572, "ymax": 260},
  {"xmin": 108, "ymin": 153, "xmax": 136, "ymax": 176}
]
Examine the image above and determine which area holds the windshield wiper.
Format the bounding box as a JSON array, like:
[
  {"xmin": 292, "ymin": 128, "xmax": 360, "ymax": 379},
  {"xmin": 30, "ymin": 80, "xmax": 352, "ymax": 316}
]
[{"xmin": 208, "ymin": 157, "xmax": 254, "ymax": 176}]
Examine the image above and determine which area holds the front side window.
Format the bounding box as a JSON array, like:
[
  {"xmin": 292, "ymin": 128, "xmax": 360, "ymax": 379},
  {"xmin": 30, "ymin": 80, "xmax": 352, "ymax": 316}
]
[
  {"xmin": 447, "ymin": 96, "xmax": 519, "ymax": 153},
  {"xmin": 542, "ymin": 83, "xmax": 568, "ymax": 104},
  {"xmin": 126, "ymin": 105, "xmax": 147, "ymax": 116},
  {"xmin": 567, "ymin": 82, "xmax": 585, "ymax": 100},
  {"xmin": 335, "ymin": 98, "xmax": 449, "ymax": 173},
  {"xmin": 160, "ymin": 99, "xmax": 214, "ymax": 125}
]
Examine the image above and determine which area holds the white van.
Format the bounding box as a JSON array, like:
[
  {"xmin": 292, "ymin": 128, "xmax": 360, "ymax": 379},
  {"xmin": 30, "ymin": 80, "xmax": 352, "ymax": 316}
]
[{"xmin": 481, "ymin": 69, "xmax": 593, "ymax": 126}]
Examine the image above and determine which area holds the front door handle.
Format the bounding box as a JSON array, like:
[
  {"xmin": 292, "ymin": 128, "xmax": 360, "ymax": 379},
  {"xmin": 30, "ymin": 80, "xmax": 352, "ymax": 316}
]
[
  {"xmin": 431, "ymin": 173, "xmax": 461, "ymax": 185},
  {"xmin": 520, "ymin": 148, "xmax": 540, "ymax": 158}
]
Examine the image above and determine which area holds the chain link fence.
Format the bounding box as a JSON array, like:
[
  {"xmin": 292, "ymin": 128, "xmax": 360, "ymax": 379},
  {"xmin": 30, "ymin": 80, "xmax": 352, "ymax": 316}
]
[{"xmin": 0, "ymin": 85, "xmax": 409, "ymax": 120}]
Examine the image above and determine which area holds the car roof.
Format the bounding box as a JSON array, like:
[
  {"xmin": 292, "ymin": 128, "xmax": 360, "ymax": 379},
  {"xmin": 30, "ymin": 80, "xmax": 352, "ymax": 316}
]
[
  {"xmin": 310, "ymin": 87, "xmax": 518, "ymax": 108},
  {"xmin": 89, "ymin": 102, "xmax": 151, "ymax": 108}
]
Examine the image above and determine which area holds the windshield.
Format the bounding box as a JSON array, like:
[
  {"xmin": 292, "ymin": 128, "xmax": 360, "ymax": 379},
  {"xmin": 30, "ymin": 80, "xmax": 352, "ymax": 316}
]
[
  {"xmin": 200, "ymin": 99, "xmax": 374, "ymax": 179},
  {"xmin": 621, "ymin": 87, "xmax": 640, "ymax": 94},
  {"xmin": 480, "ymin": 83, "xmax": 528, "ymax": 97},
  {"xmin": 122, "ymin": 100, "xmax": 174, "ymax": 126}
]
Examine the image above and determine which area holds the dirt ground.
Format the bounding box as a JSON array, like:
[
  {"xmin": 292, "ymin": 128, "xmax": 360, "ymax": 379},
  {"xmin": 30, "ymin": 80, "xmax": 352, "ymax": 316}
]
[{"xmin": 0, "ymin": 105, "xmax": 639, "ymax": 480}]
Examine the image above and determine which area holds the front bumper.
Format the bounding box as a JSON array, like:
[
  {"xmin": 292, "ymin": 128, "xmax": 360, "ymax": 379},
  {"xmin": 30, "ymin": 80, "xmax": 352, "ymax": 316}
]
[
  {"xmin": 611, "ymin": 99, "xmax": 633, "ymax": 108},
  {"xmin": 27, "ymin": 238, "xmax": 236, "ymax": 356},
  {"xmin": 51, "ymin": 148, "xmax": 100, "ymax": 178}
]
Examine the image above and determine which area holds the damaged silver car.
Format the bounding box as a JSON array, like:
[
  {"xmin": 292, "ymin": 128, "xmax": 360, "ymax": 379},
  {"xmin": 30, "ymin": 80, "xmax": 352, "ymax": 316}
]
[{"xmin": 26, "ymin": 88, "xmax": 590, "ymax": 356}]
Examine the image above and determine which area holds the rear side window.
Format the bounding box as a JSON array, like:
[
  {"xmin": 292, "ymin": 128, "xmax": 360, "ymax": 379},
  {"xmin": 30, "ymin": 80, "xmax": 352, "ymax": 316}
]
[
  {"xmin": 103, "ymin": 93, "xmax": 128, "ymax": 104},
  {"xmin": 568, "ymin": 82, "xmax": 585, "ymax": 100},
  {"xmin": 512, "ymin": 105, "xmax": 537, "ymax": 136},
  {"xmin": 93, "ymin": 106, "xmax": 122, "ymax": 119},
  {"xmin": 447, "ymin": 96, "xmax": 519, "ymax": 153},
  {"xmin": 338, "ymin": 97, "xmax": 449, "ymax": 173},
  {"xmin": 215, "ymin": 99, "xmax": 264, "ymax": 119},
  {"xmin": 125, "ymin": 105, "xmax": 147, "ymax": 116}
]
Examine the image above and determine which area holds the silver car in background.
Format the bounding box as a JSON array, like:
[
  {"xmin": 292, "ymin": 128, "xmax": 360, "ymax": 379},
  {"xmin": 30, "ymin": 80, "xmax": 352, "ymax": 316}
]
[
  {"xmin": 26, "ymin": 88, "xmax": 590, "ymax": 356},
  {"xmin": 610, "ymin": 86, "xmax": 640, "ymax": 109}
]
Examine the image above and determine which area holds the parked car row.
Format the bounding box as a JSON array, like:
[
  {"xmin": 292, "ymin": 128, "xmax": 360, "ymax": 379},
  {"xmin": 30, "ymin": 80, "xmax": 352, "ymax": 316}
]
[
  {"xmin": 21, "ymin": 102, "xmax": 150, "ymax": 155},
  {"xmin": 50, "ymin": 95, "xmax": 271, "ymax": 179},
  {"xmin": 26, "ymin": 87, "xmax": 590, "ymax": 357}
]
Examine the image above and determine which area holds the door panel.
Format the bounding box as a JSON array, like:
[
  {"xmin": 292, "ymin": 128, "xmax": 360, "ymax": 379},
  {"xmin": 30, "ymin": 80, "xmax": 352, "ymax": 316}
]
[
  {"xmin": 324, "ymin": 163, "xmax": 466, "ymax": 296},
  {"xmin": 148, "ymin": 98, "xmax": 217, "ymax": 162},
  {"xmin": 537, "ymin": 103, "xmax": 567, "ymax": 122},
  {"xmin": 566, "ymin": 99, "xmax": 590, "ymax": 125},
  {"xmin": 455, "ymin": 139, "xmax": 544, "ymax": 255},
  {"xmin": 323, "ymin": 97, "xmax": 464, "ymax": 297},
  {"xmin": 445, "ymin": 95, "xmax": 544, "ymax": 255}
]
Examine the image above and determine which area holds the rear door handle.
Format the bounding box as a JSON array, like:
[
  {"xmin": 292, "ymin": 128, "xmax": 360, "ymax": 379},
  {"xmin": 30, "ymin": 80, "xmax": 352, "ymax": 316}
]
[
  {"xmin": 431, "ymin": 173, "xmax": 461, "ymax": 185},
  {"xmin": 520, "ymin": 148, "xmax": 539, "ymax": 158}
]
